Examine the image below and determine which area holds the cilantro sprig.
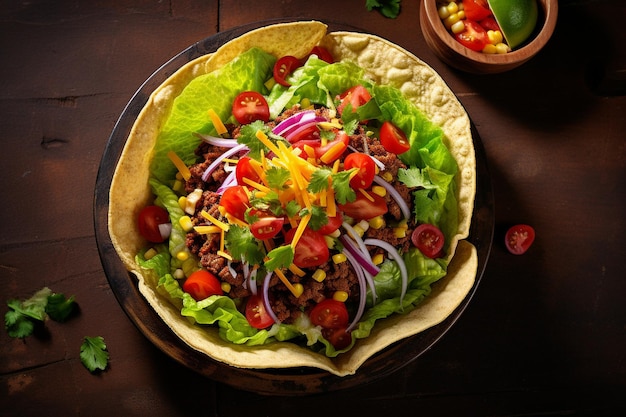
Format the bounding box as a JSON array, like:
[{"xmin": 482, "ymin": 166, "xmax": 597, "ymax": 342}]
[
  {"xmin": 365, "ymin": 0, "xmax": 401, "ymax": 19},
  {"xmin": 308, "ymin": 166, "xmax": 357, "ymax": 204}
]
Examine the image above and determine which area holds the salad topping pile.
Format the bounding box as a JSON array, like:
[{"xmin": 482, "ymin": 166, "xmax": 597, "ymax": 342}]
[{"xmin": 135, "ymin": 44, "xmax": 460, "ymax": 356}]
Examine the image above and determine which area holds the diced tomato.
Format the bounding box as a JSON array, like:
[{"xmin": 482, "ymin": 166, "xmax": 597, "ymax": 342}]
[
  {"xmin": 309, "ymin": 299, "xmax": 349, "ymax": 329},
  {"xmin": 463, "ymin": 0, "xmax": 492, "ymax": 21},
  {"xmin": 219, "ymin": 185, "xmax": 249, "ymax": 221},
  {"xmin": 505, "ymin": 224, "xmax": 535, "ymax": 255},
  {"xmin": 250, "ymin": 216, "xmax": 284, "ymax": 240},
  {"xmin": 317, "ymin": 212, "xmax": 343, "ymax": 235},
  {"xmin": 245, "ymin": 294, "xmax": 275, "ymax": 329},
  {"xmin": 454, "ymin": 20, "xmax": 488, "ymax": 52},
  {"xmin": 138, "ymin": 205, "xmax": 170, "ymax": 243},
  {"xmin": 322, "ymin": 327, "xmax": 352, "ymax": 350},
  {"xmin": 273, "ymin": 56, "xmax": 302, "ymax": 87},
  {"xmin": 411, "ymin": 224, "xmax": 445, "ymax": 259},
  {"xmin": 315, "ymin": 131, "xmax": 349, "ymax": 163},
  {"xmin": 337, "ymin": 85, "xmax": 371, "ymax": 116},
  {"xmin": 232, "ymin": 91, "xmax": 270, "ymax": 125},
  {"xmin": 235, "ymin": 156, "xmax": 262, "ymax": 187},
  {"xmin": 379, "ymin": 121, "xmax": 410, "ymax": 155},
  {"xmin": 285, "ymin": 227, "xmax": 330, "ymax": 268},
  {"xmin": 308, "ymin": 46, "xmax": 334, "ymax": 63},
  {"xmin": 338, "ymin": 191, "xmax": 388, "ymax": 220},
  {"xmin": 344, "ymin": 153, "xmax": 376, "ymax": 189},
  {"xmin": 183, "ymin": 269, "xmax": 223, "ymax": 301}
]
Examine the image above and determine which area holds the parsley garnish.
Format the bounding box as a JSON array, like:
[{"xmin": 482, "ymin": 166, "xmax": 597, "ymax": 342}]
[{"xmin": 80, "ymin": 336, "xmax": 110, "ymax": 373}]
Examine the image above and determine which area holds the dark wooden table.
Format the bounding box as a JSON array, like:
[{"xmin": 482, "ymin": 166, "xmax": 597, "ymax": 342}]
[{"xmin": 2, "ymin": 1, "xmax": 624, "ymax": 415}]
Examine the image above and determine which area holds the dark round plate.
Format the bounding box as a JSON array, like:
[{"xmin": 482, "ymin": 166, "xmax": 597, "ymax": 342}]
[{"xmin": 94, "ymin": 20, "xmax": 494, "ymax": 396}]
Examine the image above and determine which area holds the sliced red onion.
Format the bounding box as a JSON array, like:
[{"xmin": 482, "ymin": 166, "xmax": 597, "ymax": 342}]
[
  {"xmin": 261, "ymin": 271, "xmax": 281, "ymax": 325},
  {"xmin": 216, "ymin": 170, "xmax": 237, "ymax": 194},
  {"xmin": 339, "ymin": 233, "xmax": 379, "ymax": 276},
  {"xmin": 343, "ymin": 250, "xmax": 368, "ymax": 332},
  {"xmin": 340, "ymin": 235, "xmax": 378, "ymax": 305},
  {"xmin": 158, "ymin": 223, "xmax": 172, "ymax": 240},
  {"xmin": 227, "ymin": 260, "xmax": 237, "ymax": 279},
  {"xmin": 342, "ymin": 222, "xmax": 370, "ymax": 259},
  {"xmin": 248, "ymin": 267, "xmax": 258, "ymax": 296},
  {"xmin": 272, "ymin": 110, "xmax": 317, "ymax": 136},
  {"xmin": 364, "ymin": 238, "xmax": 408, "ymax": 306},
  {"xmin": 201, "ymin": 143, "xmax": 248, "ymax": 182},
  {"xmin": 373, "ymin": 175, "xmax": 411, "ymax": 220},
  {"xmin": 195, "ymin": 133, "xmax": 240, "ymax": 148}
]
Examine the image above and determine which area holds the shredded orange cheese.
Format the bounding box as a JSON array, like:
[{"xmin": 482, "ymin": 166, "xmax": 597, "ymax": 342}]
[
  {"xmin": 167, "ymin": 151, "xmax": 191, "ymax": 181},
  {"xmin": 207, "ymin": 109, "xmax": 228, "ymax": 136}
]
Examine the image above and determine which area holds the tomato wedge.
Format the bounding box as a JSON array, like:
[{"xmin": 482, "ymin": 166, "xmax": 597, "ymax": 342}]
[
  {"xmin": 232, "ymin": 91, "xmax": 270, "ymax": 125},
  {"xmin": 454, "ymin": 20, "xmax": 488, "ymax": 52},
  {"xmin": 219, "ymin": 185, "xmax": 249, "ymax": 221},
  {"xmin": 337, "ymin": 85, "xmax": 371, "ymax": 116},
  {"xmin": 338, "ymin": 192, "xmax": 388, "ymax": 220},
  {"xmin": 308, "ymin": 46, "xmax": 334, "ymax": 63},
  {"xmin": 316, "ymin": 212, "xmax": 343, "ymax": 235},
  {"xmin": 245, "ymin": 294, "xmax": 275, "ymax": 329},
  {"xmin": 411, "ymin": 223, "xmax": 445, "ymax": 259},
  {"xmin": 250, "ymin": 216, "xmax": 284, "ymax": 240},
  {"xmin": 463, "ymin": 0, "xmax": 492, "ymax": 21},
  {"xmin": 505, "ymin": 224, "xmax": 535, "ymax": 255},
  {"xmin": 285, "ymin": 227, "xmax": 330, "ymax": 268},
  {"xmin": 138, "ymin": 205, "xmax": 170, "ymax": 243},
  {"xmin": 183, "ymin": 270, "xmax": 223, "ymax": 301},
  {"xmin": 344, "ymin": 153, "xmax": 376, "ymax": 189},
  {"xmin": 273, "ymin": 55, "xmax": 302, "ymax": 87},
  {"xmin": 480, "ymin": 16, "xmax": 501, "ymax": 32},
  {"xmin": 235, "ymin": 156, "xmax": 262, "ymax": 187},
  {"xmin": 379, "ymin": 121, "xmax": 410, "ymax": 155},
  {"xmin": 322, "ymin": 327, "xmax": 352, "ymax": 350},
  {"xmin": 309, "ymin": 299, "xmax": 349, "ymax": 329}
]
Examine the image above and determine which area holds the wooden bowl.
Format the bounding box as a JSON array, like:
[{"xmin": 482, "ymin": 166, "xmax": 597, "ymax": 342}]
[{"xmin": 420, "ymin": 0, "xmax": 558, "ymax": 74}]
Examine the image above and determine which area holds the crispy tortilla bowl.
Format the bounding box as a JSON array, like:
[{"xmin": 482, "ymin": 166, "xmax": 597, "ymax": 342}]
[{"xmin": 100, "ymin": 21, "xmax": 488, "ymax": 388}]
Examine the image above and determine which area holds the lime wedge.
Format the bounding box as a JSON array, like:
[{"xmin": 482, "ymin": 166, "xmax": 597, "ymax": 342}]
[{"xmin": 488, "ymin": 0, "xmax": 539, "ymax": 49}]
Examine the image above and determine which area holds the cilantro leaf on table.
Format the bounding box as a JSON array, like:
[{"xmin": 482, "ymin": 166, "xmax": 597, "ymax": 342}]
[
  {"xmin": 45, "ymin": 293, "xmax": 77, "ymax": 322},
  {"xmin": 80, "ymin": 336, "xmax": 109, "ymax": 373},
  {"xmin": 365, "ymin": 0, "xmax": 401, "ymax": 19}
]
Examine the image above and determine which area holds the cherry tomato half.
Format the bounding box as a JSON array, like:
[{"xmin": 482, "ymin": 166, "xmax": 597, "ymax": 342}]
[
  {"xmin": 337, "ymin": 85, "xmax": 372, "ymax": 117},
  {"xmin": 232, "ymin": 91, "xmax": 270, "ymax": 125},
  {"xmin": 273, "ymin": 55, "xmax": 302, "ymax": 87},
  {"xmin": 138, "ymin": 205, "xmax": 170, "ymax": 243},
  {"xmin": 219, "ymin": 185, "xmax": 249, "ymax": 221},
  {"xmin": 308, "ymin": 46, "xmax": 334, "ymax": 63},
  {"xmin": 235, "ymin": 156, "xmax": 262, "ymax": 187},
  {"xmin": 411, "ymin": 223, "xmax": 445, "ymax": 259},
  {"xmin": 379, "ymin": 121, "xmax": 410, "ymax": 155},
  {"xmin": 250, "ymin": 216, "xmax": 284, "ymax": 240},
  {"xmin": 480, "ymin": 16, "xmax": 501, "ymax": 32},
  {"xmin": 317, "ymin": 212, "xmax": 343, "ymax": 235},
  {"xmin": 344, "ymin": 153, "xmax": 376, "ymax": 189},
  {"xmin": 285, "ymin": 227, "xmax": 330, "ymax": 268},
  {"xmin": 463, "ymin": 0, "xmax": 492, "ymax": 21},
  {"xmin": 454, "ymin": 20, "xmax": 488, "ymax": 52},
  {"xmin": 183, "ymin": 269, "xmax": 223, "ymax": 301},
  {"xmin": 505, "ymin": 224, "xmax": 535, "ymax": 255},
  {"xmin": 245, "ymin": 294, "xmax": 275, "ymax": 329},
  {"xmin": 309, "ymin": 299, "xmax": 349, "ymax": 329},
  {"xmin": 338, "ymin": 192, "xmax": 388, "ymax": 220},
  {"xmin": 323, "ymin": 327, "xmax": 352, "ymax": 350}
]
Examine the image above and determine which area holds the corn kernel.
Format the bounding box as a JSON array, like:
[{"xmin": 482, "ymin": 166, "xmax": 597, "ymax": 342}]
[
  {"xmin": 172, "ymin": 179, "xmax": 184, "ymax": 194},
  {"xmin": 312, "ymin": 269, "xmax": 326, "ymax": 282},
  {"xmin": 372, "ymin": 185, "xmax": 387, "ymax": 197},
  {"xmin": 496, "ymin": 43, "xmax": 510, "ymax": 54},
  {"xmin": 457, "ymin": 10, "xmax": 465, "ymax": 19},
  {"xmin": 450, "ymin": 20, "xmax": 465, "ymax": 34},
  {"xmin": 438, "ymin": 6, "xmax": 450, "ymax": 19},
  {"xmin": 292, "ymin": 283, "xmax": 304, "ymax": 298},
  {"xmin": 487, "ymin": 30, "xmax": 503, "ymax": 45},
  {"xmin": 221, "ymin": 282, "xmax": 231, "ymax": 293},
  {"xmin": 176, "ymin": 251, "xmax": 189, "ymax": 261},
  {"xmin": 393, "ymin": 227, "xmax": 407, "ymax": 238},
  {"xmin": 482, "ymin": 44, "xmax": 497, "ymax": 54},
  {"xmin": 144, "ymin": 247, "xmax": 158, "ymax": 260},
  {"xmin": 178, "ymin": 196, "xmax": 187, "ymax": 210},
  {"xmin": 173, "ymin": 268, "xmax": 185, "ymax": 279},
  {"xmin": 179, "ymin": 215, "xmax": 194, "ymax": 232},
  {"xmin": 324, "ymin": 235, "xmax": 335, "ymax": 248},
  {"xmin": 328, "ymin": 229, "xmax": 341, "ymax": 238},
  {"xmin": 372, "ymin": 253, "xmax": 385, "ymax": 265},
  {"xmin": 443, "ymin": 13, "xmax": 460, "ymax": 29},
  {"xmin": 300, "ymin": 98, "xmax": 311, "ymax": 109},
  {"xmin": 369, "ymin": 216, "xmax": 385, "ymax": 230},
  {"xmin": 357, "ymin": 220, "xmax": 370, "ymax": 233},
  {"xmin": 353, "ymin": 224, "xmax": 365, "ymax": 237},
  {"xmin": 332, "ymin": 253, "xmax": 347, "ymax": 264},
  {"xmin": 381, "ymin": 171, "xmax": 393, "ymax": 182},
  {"xmin": 446, "ymin": 2, "xmax": 458, "ymax": 14},
  {"xmin": 333, "ymin": 291, "xmax": 349, "ymax": 302}
]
